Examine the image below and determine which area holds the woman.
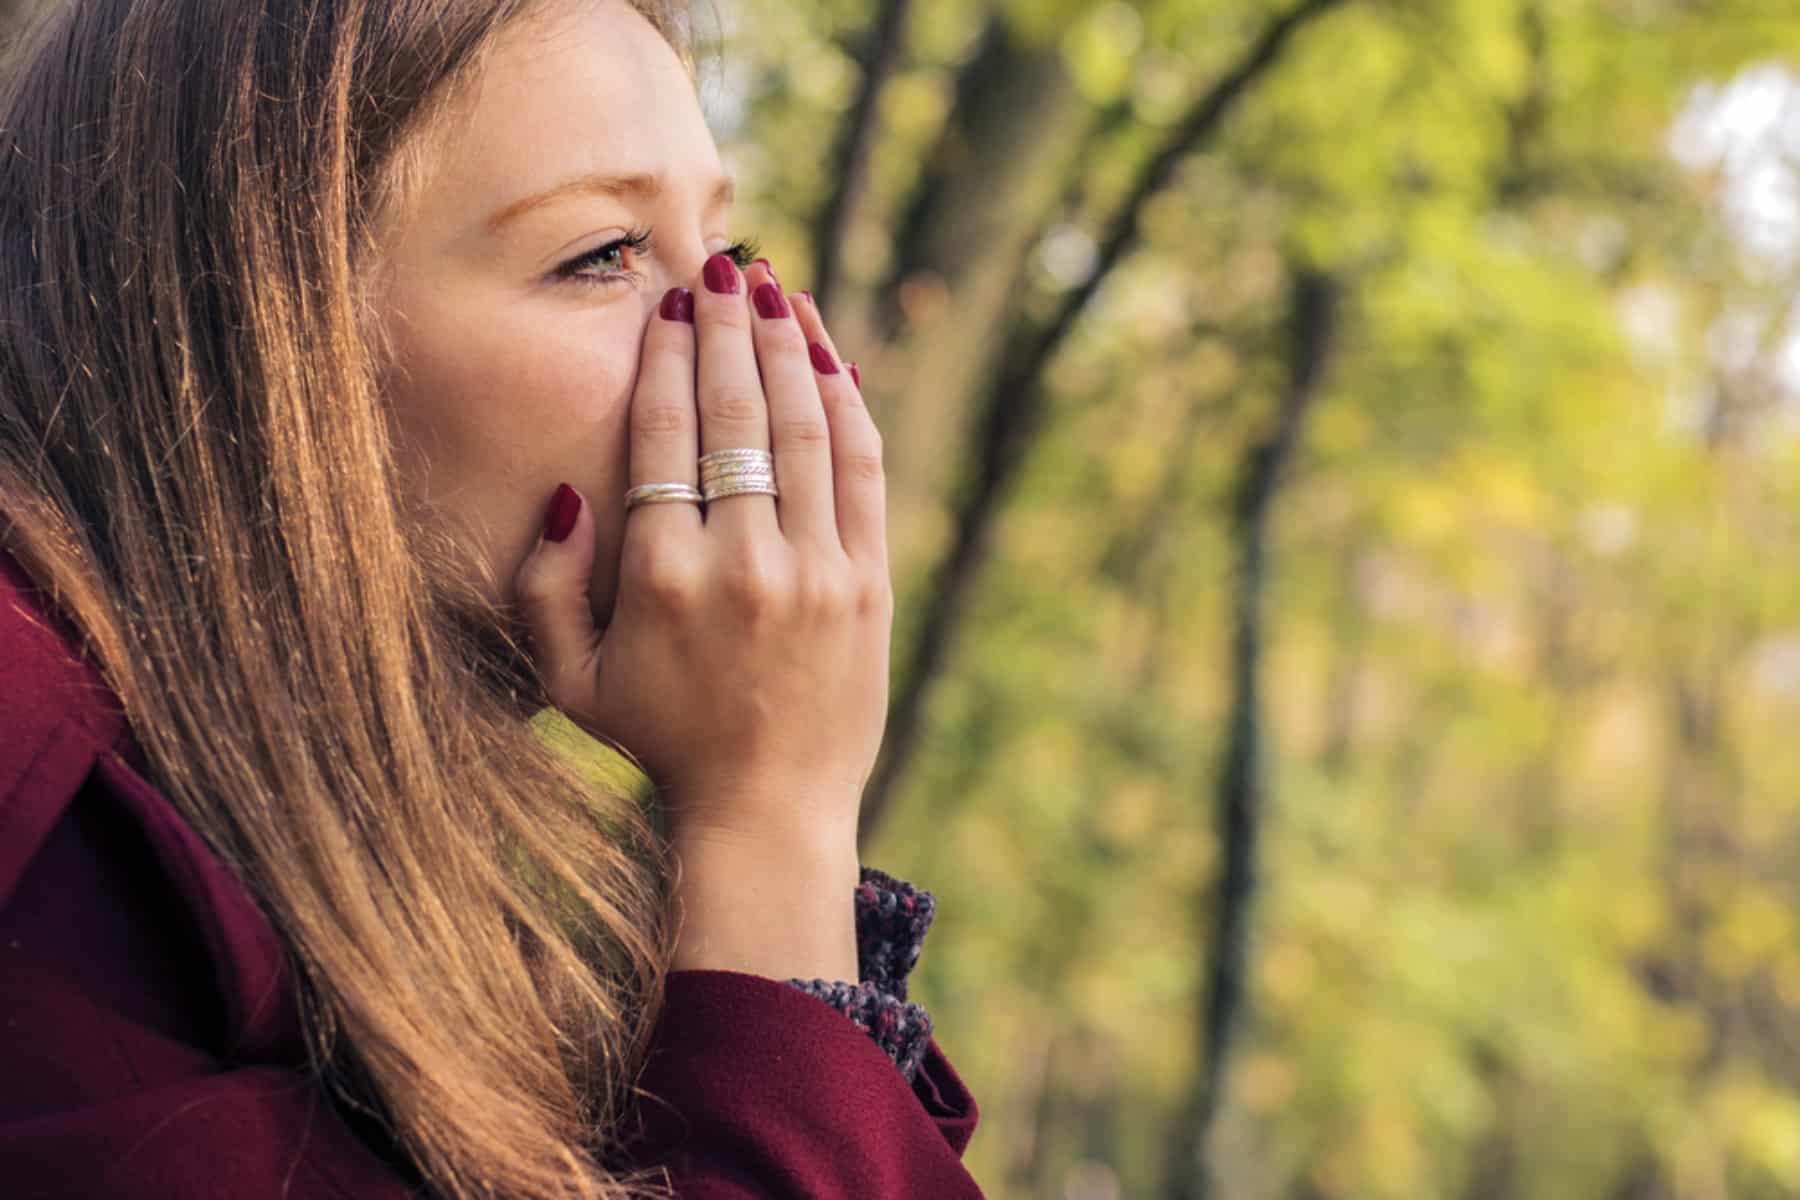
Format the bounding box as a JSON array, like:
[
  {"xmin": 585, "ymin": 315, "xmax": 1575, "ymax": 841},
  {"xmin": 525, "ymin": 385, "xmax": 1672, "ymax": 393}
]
[{"xmin": 0, "ymin": 0, "xmax": 983, "ymax": 1196}]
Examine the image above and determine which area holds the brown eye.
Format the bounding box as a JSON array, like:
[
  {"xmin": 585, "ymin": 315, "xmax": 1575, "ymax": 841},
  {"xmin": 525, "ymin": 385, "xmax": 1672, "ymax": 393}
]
[{"xmin": 557, "ymin": 227, "xmax": 653, "ymax": 287}]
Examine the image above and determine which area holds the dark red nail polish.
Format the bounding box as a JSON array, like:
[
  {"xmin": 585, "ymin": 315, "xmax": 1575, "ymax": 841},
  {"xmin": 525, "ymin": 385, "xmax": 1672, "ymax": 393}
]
[
  {"xmin": 543, "ymin": 483, "xmax": 580, "ymax": 543},
  {"xmin": 753, "ymin": 282, "xmax": 790, "ymax": 319},
  {"xmin": 798, "ymin": 289, "xmax": 813, "ymax": 307},
  {"xmin": 847, "ymin": 361, "xmax": 860, "ymax": 388},
  {"xmin": 754, "ymin": 257, "xmax": 777, "ymax": 282},
  {"xmin": 660, "ymin": 286, "xmax": 695, "ymax": 323},
  {"xmin": 808, "ymin": 341, "xmax": 839, "ymax": 374},
  {"xmin": 703, "ymin": 253, "xmax": 739, "ymax": 294}
]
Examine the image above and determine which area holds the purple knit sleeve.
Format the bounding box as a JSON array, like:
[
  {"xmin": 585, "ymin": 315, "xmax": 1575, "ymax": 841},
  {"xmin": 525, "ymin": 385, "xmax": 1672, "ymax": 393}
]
[{"xmin": 783, "ymin": 865, "xmax": 938, "ymax": 1082}]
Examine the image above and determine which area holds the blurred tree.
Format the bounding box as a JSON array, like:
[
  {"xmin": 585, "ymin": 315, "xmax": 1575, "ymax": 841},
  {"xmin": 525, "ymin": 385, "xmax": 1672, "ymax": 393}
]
[
  {"xmin": 709, "ymin": 0, "xmax": 1800, "ymax": 1194},
  {"xmin": 1173, "ymin": 262, "xmax": 1341, "ymax": 1200}
]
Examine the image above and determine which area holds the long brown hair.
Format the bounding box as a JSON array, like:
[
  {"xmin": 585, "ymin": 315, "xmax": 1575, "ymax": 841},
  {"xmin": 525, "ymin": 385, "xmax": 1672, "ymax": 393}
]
[{"xmin": 0, "ymin": 2, "xmax": 701, "ymax": 1196}]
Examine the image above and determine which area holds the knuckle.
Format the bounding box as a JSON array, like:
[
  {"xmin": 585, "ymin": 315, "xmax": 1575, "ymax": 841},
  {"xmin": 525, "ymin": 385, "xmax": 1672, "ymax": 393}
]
[
  {"xmin": 645, "ymin": 314, "xmax": 694, "ymax": 351},
  {"xmin": 829, "ymin": 372, "xmax": 870, "ymax": 410},
  {"xmin": 760, "ymin": 316, "xmax": 806, "ymax": 348},
  {"xmin": 776, "ymin": 415, "xmax": 831, "ymax": 448},
  {"xmin": 630, "ymin": 545, "xmax": 700, "ymax": 609},
  {"xmin": 632, "ymin": 400, "xmax": 690, "ymax": 438},
  {"xmin": 840, "ymin": 450, "xmax": 885, "ymax": 484},
  {"xmin": 701, "ymin": 300, "xmax": 751, "ymax": 331},
  {"xmin": 856, "ymin": 574, "xmax": 895, "ymax": 619},
  {"xmin": 722, "ymin": 547, "xmax": 785, "ymax": 613},
  {"xmin": 514, "ymin": 560, "xmax": 558, "ymax": 608},
  {"xmin": 798, "ymin": 568, "xmax": 852, "ymax": 618},
  {"xmin": 545, "ymin": 668, "xmax": 590, "ymax": 715},
  {"xmin": 705, "ymin": 383, "xmax": 765, "ymax": 425}
]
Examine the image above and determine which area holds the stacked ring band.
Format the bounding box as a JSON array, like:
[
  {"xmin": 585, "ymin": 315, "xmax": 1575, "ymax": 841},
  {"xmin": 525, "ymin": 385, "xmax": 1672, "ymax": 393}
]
[{"xmin": 698, "ymin": 448, "xmax": 777, "ymax": 504}]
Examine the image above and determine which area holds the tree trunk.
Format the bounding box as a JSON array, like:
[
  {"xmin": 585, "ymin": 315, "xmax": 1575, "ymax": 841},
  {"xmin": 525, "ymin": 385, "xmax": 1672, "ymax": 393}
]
[{"xmin": 1164, "ymin": 265, "xmax": 1341, "ymax": 1200}]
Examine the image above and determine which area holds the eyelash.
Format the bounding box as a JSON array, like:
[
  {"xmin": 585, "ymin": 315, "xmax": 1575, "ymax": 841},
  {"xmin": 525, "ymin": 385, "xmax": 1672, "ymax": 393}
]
[{"xmin": 557, "ymin": 226, "xmax": 762, "ymax": 288}]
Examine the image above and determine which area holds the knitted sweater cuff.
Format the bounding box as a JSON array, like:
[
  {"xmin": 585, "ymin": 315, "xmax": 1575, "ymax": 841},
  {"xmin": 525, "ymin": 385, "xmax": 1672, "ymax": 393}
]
[
  {"xmin": 781, "ymin": 978, "xmax": 934, "ymax": 1082},
  {"xmin": 780, "ymin": 865, "xmax": 939, "ymax": 1081},
  {"xmin": 850, "ymin": 863, "xmax": 935, "ymax": 999}
]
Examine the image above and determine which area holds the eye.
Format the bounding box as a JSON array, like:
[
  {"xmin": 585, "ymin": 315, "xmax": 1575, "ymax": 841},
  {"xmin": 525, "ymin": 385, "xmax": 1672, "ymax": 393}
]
[
  {"xmin": 556, "ymin": 229, "xmax": 764, "ymax": 289},
  {"xmin": 721, "ymin": 235, "xmax": 762, "ymax": 270},
  {"xmin": 558, "ymin": 227, "xmax": 658, "ymax": 287}
]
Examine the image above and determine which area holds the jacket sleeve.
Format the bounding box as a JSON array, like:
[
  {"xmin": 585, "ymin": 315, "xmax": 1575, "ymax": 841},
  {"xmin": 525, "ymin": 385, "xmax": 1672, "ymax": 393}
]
[
  {"xmin": 616, "ymin": 863, "xmax": 987, "ymax": 1196},
  {"xmin": 615, "ymin": 968, "xmax": 986, "ymax": 1198}
]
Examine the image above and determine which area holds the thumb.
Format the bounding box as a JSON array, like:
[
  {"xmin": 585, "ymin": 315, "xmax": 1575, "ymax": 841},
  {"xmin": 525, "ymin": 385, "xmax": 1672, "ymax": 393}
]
[{"xmin": 514, "ymin": 482, "xmax": 601, "ymax": 706}]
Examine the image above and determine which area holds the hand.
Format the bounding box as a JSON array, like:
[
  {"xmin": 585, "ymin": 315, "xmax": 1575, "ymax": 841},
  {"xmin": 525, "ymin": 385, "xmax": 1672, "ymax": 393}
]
[{"xmin": 513, "ymin": 257, "xmax": 890, "ymax": 854}]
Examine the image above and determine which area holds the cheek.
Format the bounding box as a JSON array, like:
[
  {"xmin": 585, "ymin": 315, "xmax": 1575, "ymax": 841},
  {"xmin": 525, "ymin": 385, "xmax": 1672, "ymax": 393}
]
[{"xmin": 382, "ymin": 292, "xmax": 642, "ymax": 579}]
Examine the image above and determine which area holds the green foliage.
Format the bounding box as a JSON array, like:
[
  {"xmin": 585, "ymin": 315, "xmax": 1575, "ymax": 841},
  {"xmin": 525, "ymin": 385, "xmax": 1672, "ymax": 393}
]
[{"xmin": 706, "ymin": 0, "xmax": 1800, "ymax": 1194}]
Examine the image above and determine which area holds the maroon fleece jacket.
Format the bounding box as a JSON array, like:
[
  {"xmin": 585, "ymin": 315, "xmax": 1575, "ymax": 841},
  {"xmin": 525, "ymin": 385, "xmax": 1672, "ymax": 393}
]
[{"xmin": 0, "ymin": 550, "xmax": 985, "ymax": 1197}]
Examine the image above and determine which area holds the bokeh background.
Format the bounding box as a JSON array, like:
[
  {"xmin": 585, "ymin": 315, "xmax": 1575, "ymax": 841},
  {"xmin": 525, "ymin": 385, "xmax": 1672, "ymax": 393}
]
[
  {"xmin": 12, "ymin": 0, "xmax": 1800, "ymax": 1196},
  {"xmin": 686, "ymin": 1, "xmax": 1800, "ymax": 1196}
]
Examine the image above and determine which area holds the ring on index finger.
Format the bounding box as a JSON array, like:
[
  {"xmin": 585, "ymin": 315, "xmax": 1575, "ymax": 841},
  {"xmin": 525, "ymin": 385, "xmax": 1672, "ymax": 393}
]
[{"xmin": 625, "ymin": 482, "xmax": 706, "ymax": 512}]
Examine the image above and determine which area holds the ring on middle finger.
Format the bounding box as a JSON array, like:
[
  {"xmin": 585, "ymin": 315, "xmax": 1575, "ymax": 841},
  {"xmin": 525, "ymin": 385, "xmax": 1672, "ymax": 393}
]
[
  {"xmin": 699, "ymin": 448, "xmax": 777, "ymax": 503},
  {"xmin": 701, "ymin": 470, "xmax": 778, "ymax": 502},
  {"xmin": 698, "ymin": 449, "xmax": 774, "ymax": 480}
]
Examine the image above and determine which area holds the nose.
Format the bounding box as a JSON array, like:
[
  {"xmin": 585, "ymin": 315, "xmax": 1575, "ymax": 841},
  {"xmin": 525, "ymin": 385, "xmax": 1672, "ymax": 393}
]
[{"xmin": 657, "ymin": 232, "xmax": 716, "ymax": 296}]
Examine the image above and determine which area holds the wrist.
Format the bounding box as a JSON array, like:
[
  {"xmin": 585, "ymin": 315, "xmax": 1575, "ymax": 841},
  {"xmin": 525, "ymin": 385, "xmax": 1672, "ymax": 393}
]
[
  {"xmin": 658, "ymin": 771, "xmax": 863, "ymax": 857},
  {"xmin": 667, "ymin": 834, "xmax": 860, "ymax": 981}
]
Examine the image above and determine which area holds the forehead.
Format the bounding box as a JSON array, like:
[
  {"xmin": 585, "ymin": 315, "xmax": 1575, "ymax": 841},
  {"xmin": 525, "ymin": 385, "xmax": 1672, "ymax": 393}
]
[{"xmin": 421, "ymin": 2, "xmax": 722, "ymax": 225}]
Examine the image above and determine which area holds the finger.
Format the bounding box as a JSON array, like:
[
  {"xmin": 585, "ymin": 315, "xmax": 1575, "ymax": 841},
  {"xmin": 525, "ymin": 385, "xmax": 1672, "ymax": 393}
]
[
  {"xmin": 693, "ymin": 252, "xmax": 775, "ymax": 539},
  {"xmin": 514, "ymin": 483, "xmax": 601, "ymax": 708},
  {"xmin": 624, "ymin": 287, "xmax": 705, "ymax": 552},
  {"xmin": 740, "ymin": 261, "xmax": 837, "ymax": 552},
  {"xmin": 791, "ymin": 290, "xmax": 886, "ymax": 567},
  {"xmin": 795, "ymin": 290, "xmax": 861, "ymax": 395}
]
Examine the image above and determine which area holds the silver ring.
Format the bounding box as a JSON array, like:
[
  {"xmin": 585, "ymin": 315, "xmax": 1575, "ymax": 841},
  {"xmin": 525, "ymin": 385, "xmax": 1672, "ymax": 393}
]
[
  {"xmin": 624, "ymin": 482, "xmax": 705, "ymax": 512},
  {"xmin": 702, "ymin": 476, "xmax": 778, "ymax": 502},
  {"xmin": 699, "ymin": 448, "xmax": 772, "ymax": 469}
]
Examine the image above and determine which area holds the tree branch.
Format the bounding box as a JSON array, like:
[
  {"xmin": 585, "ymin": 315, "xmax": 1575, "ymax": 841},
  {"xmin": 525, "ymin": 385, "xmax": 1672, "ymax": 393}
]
[
  {"xmin": 858, "ymin": 0, "xmax": 1353, "ymax": 851},
  {"xmin": 809, "ymin": 0, "xmax": 912, "ymax": 312}
]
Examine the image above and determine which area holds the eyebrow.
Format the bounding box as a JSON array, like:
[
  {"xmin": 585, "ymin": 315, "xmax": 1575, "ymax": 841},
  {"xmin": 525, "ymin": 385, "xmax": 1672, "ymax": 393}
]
[{"xmin": 484, "ymin": 170, "xmax": 737, "ymax": 233}]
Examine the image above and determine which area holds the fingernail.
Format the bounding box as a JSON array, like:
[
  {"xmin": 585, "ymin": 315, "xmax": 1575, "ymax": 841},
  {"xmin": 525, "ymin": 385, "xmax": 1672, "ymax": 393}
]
[
  {"xmin": 660, "ymin": 286, "xmax": 695, "ymax": 323},
  {"xmin": 703, "ymin": 253, "xmax": 739, "ymax": 294},
  {"xmin": 754, "ymin": 257, "xmax": 778, "ymax": 283},
  {"xmin": 847, "ymin": 361, "xmax": 860, "ymax": 389},
  {"xmin": 753, "ymin": 281, "xmax": 790, "ymax": 319},
  {"xmin": 808, "ymin": 341, "xmax": 839, "ymax": 374},
  {"xmin": 798, "ymin": 289, "xmax": 813, "ymax": 307},
  {"xmin": 543, "ymin": 483, "xmax": 580, "ymax": 543}
]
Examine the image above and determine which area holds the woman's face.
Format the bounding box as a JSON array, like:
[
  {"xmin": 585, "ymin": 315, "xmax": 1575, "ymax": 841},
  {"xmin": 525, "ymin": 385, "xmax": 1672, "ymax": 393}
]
[{"xmin": 372, "ymin": 0, "xmax": 743, "ymax": 625}]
